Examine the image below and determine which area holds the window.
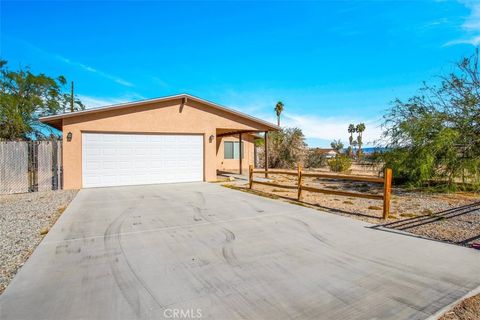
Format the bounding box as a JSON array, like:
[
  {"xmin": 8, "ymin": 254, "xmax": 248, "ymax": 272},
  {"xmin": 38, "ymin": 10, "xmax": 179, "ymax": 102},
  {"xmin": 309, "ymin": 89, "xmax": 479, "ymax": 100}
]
[{"xmin": 224, "ymin": 141, "xmax": 244, "ymax": 159}]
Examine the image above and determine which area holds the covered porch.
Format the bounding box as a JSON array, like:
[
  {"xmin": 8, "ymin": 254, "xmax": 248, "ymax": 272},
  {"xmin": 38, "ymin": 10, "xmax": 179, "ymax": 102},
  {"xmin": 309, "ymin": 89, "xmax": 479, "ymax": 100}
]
[{"xmin": 215, "ymin": 128, "xmax": 274, "ymax": 176}]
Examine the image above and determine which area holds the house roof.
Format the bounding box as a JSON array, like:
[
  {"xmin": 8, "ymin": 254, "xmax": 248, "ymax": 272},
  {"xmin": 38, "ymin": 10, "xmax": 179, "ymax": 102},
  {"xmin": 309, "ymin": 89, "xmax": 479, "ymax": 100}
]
[
  {"xmin": 39, "ymin": 93, "xmax": 280, "ymax": 131},
  {"xmin": 312, "ymin": 148, "xmax": 338, "ymax": 154}
]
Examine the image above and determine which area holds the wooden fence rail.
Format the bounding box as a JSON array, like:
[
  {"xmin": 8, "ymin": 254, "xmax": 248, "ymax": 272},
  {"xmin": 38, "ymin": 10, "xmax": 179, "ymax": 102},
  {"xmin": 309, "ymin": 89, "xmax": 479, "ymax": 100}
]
[{"xmin": 249, "ymin": 165, "xmax": 393, "ymax": 219}]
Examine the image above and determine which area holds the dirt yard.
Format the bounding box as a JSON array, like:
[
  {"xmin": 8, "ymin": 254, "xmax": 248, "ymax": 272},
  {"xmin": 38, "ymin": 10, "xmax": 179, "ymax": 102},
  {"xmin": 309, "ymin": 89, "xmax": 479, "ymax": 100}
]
[{"xmin": 0, "ymin": 190, "xmax": 78, "ymax": 294}]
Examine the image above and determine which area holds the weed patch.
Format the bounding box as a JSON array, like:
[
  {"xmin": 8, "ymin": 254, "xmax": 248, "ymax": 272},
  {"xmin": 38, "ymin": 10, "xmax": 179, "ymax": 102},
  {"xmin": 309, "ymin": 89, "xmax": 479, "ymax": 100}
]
[
  {"xmin": 422, "ymin": 208, "xmax": 433, "ymax": 215},
  {"xmin": 400, "ymin": 213, "xmax": 417, "ymax": 218}
]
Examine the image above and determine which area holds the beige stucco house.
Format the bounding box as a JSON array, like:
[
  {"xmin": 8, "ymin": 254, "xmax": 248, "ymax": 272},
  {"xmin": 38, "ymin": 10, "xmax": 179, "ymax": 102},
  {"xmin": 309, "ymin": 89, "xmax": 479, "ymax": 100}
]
[{"xmin": 40, "ymin": 94, "xmax": 279, "ymax": 189}]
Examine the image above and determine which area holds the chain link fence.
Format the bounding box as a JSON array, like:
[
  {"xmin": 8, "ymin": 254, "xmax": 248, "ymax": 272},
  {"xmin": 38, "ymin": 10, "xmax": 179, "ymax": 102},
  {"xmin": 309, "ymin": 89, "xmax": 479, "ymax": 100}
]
[{"xmin": 0, "ymin": 140, "xmax": 62, "ymax": 194}]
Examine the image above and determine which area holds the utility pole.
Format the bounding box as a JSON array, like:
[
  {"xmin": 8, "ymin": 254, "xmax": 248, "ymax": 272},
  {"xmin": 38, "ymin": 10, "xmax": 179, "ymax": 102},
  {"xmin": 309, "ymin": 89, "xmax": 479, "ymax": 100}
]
[{"xmin": 70, "ymin": 81, "xmax": 74, "ymax": 112}]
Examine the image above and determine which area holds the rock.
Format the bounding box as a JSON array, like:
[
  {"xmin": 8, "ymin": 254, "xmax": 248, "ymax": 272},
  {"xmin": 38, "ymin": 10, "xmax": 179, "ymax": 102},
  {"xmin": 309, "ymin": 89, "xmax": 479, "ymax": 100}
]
[
  {"xmin": 228, "ymin": 176, "xmax": 236, "ymax": 181},
  {"xmin": 40, "ymin": 227, "xmax": 49, "ymax": 235}
]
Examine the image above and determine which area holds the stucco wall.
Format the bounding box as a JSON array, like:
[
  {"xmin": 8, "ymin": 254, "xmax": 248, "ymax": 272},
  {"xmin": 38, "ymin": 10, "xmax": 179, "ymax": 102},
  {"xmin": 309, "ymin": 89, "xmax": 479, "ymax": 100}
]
[
  {"xmin": 216, "ymin": 135, "xmax": 255, "ymax": 173},
  {"xmin": 61, "ymin": 98, "xmax": 270, "ymax": 189}
]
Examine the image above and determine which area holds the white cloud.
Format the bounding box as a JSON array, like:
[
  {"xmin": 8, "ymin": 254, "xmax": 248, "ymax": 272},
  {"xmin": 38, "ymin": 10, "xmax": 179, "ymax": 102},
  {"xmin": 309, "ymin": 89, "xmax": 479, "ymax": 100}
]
[
  {"xmin": 445, "ymin": 35, "xmax": 480, "ymax": 46},
  {"xmin": 151, "ymin": 76, "xmax": 168, "ymax": 88},
  {"xmin": 211, "ymin": 89, "xmax": 279, "ymax": 116},
  {"xmin": 215, "ymin": 90, "xmax": 386, "ymax": 147},
  {"xmin": 446, "ymin": 1, "xmax": 480, "ymax": 46},
  {"xmin": 9, "ymin": 37, "xmax": 134, "ymax": 87},
  {"xmin": 281, "ymin": 113, "xmax": 384, "ymax": 147},
  {"xmin": 55, "ymin": 54, "xmax": 134, "ymax": 87},
  {"xmin": 77, "ymin": 94, "xmax": 145, "ymax": 109},
  {"xmin": 462, "ymin": 1, "xmax": 480, "ymax": 31}
]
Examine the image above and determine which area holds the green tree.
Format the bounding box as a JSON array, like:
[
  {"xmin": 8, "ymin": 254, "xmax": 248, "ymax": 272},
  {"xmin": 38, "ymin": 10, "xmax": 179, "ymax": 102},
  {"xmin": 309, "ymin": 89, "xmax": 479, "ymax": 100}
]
[
  {"xmin": 0, "ymin": 60, "xmax": 84, "ymax": 140},
  {"xmin": 382, "ymin": 49, "xmax": 480, "ymax": 189},
  {"xmin": 274, "ymin": 101, "xmax": 284, "ymax": 127},
  {"xmin": 330, "ymin": 139, "xmax": 344, "ymax": 153}
]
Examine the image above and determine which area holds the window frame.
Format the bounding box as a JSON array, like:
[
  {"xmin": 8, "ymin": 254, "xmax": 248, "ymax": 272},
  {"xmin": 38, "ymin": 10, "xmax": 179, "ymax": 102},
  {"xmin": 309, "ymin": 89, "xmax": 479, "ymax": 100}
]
[{"xmin": 224, "ymin": 141, "xmax": 244, "ymax": 159}]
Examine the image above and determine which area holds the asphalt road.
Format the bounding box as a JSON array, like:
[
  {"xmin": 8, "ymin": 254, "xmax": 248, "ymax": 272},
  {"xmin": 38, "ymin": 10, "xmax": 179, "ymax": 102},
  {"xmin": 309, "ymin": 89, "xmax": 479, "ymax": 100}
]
[{"xmin": 1, "ymin": 182, "xmax": 479, "ymax": 320}]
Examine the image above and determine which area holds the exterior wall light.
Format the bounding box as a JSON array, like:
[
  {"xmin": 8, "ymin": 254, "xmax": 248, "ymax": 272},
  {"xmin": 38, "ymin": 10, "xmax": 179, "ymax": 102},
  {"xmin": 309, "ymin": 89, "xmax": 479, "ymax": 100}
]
[
  {"xmin": 209, "ymin": 135, "xmax": 215, "ymax": 143},
  {"xmin": 66, "ymin": 132, "xmax": 73, "ymax": 142}
]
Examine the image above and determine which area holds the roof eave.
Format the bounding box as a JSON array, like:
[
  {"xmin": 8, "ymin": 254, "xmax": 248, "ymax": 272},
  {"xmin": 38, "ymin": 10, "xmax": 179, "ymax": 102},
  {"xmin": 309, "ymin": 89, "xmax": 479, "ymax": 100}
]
[{"xmin": 39, "ymin": 94, "xmax": 280, "ymax": 131}]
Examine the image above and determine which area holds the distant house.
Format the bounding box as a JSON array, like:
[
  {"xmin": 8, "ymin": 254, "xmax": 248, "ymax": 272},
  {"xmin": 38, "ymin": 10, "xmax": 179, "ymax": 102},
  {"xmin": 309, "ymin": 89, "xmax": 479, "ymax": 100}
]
[{"xmin": 312, "ymin": 148, "xmax": 338, "ymax": 159}]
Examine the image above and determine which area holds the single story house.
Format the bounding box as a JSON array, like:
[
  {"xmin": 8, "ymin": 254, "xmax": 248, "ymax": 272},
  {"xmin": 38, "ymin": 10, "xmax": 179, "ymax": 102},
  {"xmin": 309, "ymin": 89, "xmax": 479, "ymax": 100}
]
[
  {"xmin": 40, "ymin": 94, "xmax": 279, "ymax": 189},
  {"xmin": 313, "ymin": 148, "xmax": 338, "ymax": 159}
]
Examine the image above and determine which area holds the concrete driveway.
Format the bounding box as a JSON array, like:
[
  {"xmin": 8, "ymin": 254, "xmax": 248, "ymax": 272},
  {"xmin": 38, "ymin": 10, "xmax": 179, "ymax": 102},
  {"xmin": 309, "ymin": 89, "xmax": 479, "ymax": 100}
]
[{"xmin": 1, "ymin": 183, "xmax": 479, "ymax": 320}]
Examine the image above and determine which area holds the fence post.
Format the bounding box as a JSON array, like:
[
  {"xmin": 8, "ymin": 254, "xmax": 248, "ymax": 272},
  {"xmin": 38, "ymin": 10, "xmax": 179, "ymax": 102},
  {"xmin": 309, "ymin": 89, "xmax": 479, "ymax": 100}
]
[
  {"xmin": 28, "ymin": 141, "xmax": 39, "ymax": 192},
  {"xmin": 264, "ymin": 131, "xmax": 269, "ymax": 178},
  {"xmin": 297, "ymin": 163, "xmax": 303, "ymax": 200},
  {"xmin": 383, "ymin": 168, "xmax": 392, "ymax": 219},
  {"xmin": 249, "ymin": 165, "xmax": 253, "ymax": 189},
  {"xmin": 52, "ymin": 141, "xmax": 57, "ymax": 190},
  {"xmin": 59, "ymin": 140, "xmax": 63, "ymax": 190}
]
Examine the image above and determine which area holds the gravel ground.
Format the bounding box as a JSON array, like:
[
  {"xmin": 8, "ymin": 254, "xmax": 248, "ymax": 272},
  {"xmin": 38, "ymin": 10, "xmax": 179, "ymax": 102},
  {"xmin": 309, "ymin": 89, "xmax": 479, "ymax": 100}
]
[
  {"xmin": 0, "ymin": 190, "xmax": 78, "ymax": 294},
  {"xmin": 439, "ymin": 293, "xmax": 480, "ymax": 320},
  {"xmin": 384, "ymin": 200, "xmax": 480, "ymax": 247},
  {"xmin": 224, "ymin": 172, "xmax": 480, "ymax": 248}
]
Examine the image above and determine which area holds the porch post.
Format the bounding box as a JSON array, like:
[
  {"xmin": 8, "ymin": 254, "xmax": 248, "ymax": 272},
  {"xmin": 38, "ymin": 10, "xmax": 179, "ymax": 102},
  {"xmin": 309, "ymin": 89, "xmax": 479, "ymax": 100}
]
[
  {"xmin": 239, "ymin": 133, "xmax": 242, "ymax": 175},
  {"xmin": 254, "ymin": 140, "xmax": 257, "ymax": 168},
  {"xmin": 264, "ymin": 131, "xmax": 268, "ymax": 178}
]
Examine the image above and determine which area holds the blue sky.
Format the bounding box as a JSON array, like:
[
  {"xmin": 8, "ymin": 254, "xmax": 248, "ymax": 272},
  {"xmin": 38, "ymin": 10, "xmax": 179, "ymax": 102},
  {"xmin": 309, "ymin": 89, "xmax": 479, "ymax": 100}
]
[{"xmin": 1, "ymin": 0, "xmax": 479, "ymax": 147}]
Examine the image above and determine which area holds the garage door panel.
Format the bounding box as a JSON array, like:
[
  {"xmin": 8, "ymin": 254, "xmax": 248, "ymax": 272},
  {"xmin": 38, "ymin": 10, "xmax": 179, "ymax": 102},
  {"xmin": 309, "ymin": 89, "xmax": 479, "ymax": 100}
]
[
  {"xmin": 102, "ymin": 161, "xmax": 117, "ymax": 170},
  {"xmin": 102, "ymin": 148, "xmax": 116, "ymax": 156},
  {"xmin": 82, "ymin": 133, "xmax": 203, "ymax": 188},
  {"xmin": 85, "ymin": 161, "xmax": 102, "ymax": 170},
  {"xmin": 83, "ymin": 176, "xmax": 101, "ymax": 186},
  {"xmin": 84, "ymin": 148, "xmax": 101, "ymax": 156},
  {"xmin": 119, "ymin": 161, "xmax": 132, "ymax": 170},
  {"xmin": 118, "ymin": 149, "xmax": 133, "ymax": 156}
]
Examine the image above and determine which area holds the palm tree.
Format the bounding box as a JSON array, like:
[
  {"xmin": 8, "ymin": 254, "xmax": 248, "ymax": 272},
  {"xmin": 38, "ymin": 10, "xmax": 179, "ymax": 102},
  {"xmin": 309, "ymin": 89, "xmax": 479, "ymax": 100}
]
[
  {"xmin": 355, "ymin": 123, "xmax": 366, "ymax": 158},
  {"xmin": 356, "ymin": 123, "xmax": 366, "ymax": 137},
  {"xmin": 330, "ymin": 139, "xmax": 344, "ymax": 153},
  {"xmin": 347, "ymin": 124, "xmax": 356, "ymax": 156},
  {"xmin": 274, "ymin": 101, "xmax": 284, "ymax": 126},
  {"xmin": 352, "ymin": 140, "xmax": 358, "ymax": 157}
]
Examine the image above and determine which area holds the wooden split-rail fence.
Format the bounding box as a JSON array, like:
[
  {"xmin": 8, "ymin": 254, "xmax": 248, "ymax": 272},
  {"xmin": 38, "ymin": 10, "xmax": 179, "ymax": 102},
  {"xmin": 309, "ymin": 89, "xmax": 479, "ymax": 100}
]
[{"xmin": 249, "ymin": 165, "xmax": 393, "ymax": 219}]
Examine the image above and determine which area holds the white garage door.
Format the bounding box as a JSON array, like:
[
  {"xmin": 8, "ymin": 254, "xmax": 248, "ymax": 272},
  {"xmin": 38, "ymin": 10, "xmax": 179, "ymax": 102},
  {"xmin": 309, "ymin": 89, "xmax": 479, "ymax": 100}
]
[{"xmin": 82, "ymin": 133, "xmax": 203, "ymax": 188}]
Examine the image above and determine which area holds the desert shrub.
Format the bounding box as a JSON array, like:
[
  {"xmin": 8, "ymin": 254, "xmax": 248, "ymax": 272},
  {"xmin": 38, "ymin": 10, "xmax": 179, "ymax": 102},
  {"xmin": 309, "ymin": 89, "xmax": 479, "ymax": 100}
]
[
  {"xmin": 257, "ymin": 127, "xmax": 307, "ymax": 169},
  {"xmin": 328, "ymin": 154, "xmax": 352, "ymax": 172},
  {"xmin": 305, "ymin": 149, "xmax": 327, "ymax": 168}
]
